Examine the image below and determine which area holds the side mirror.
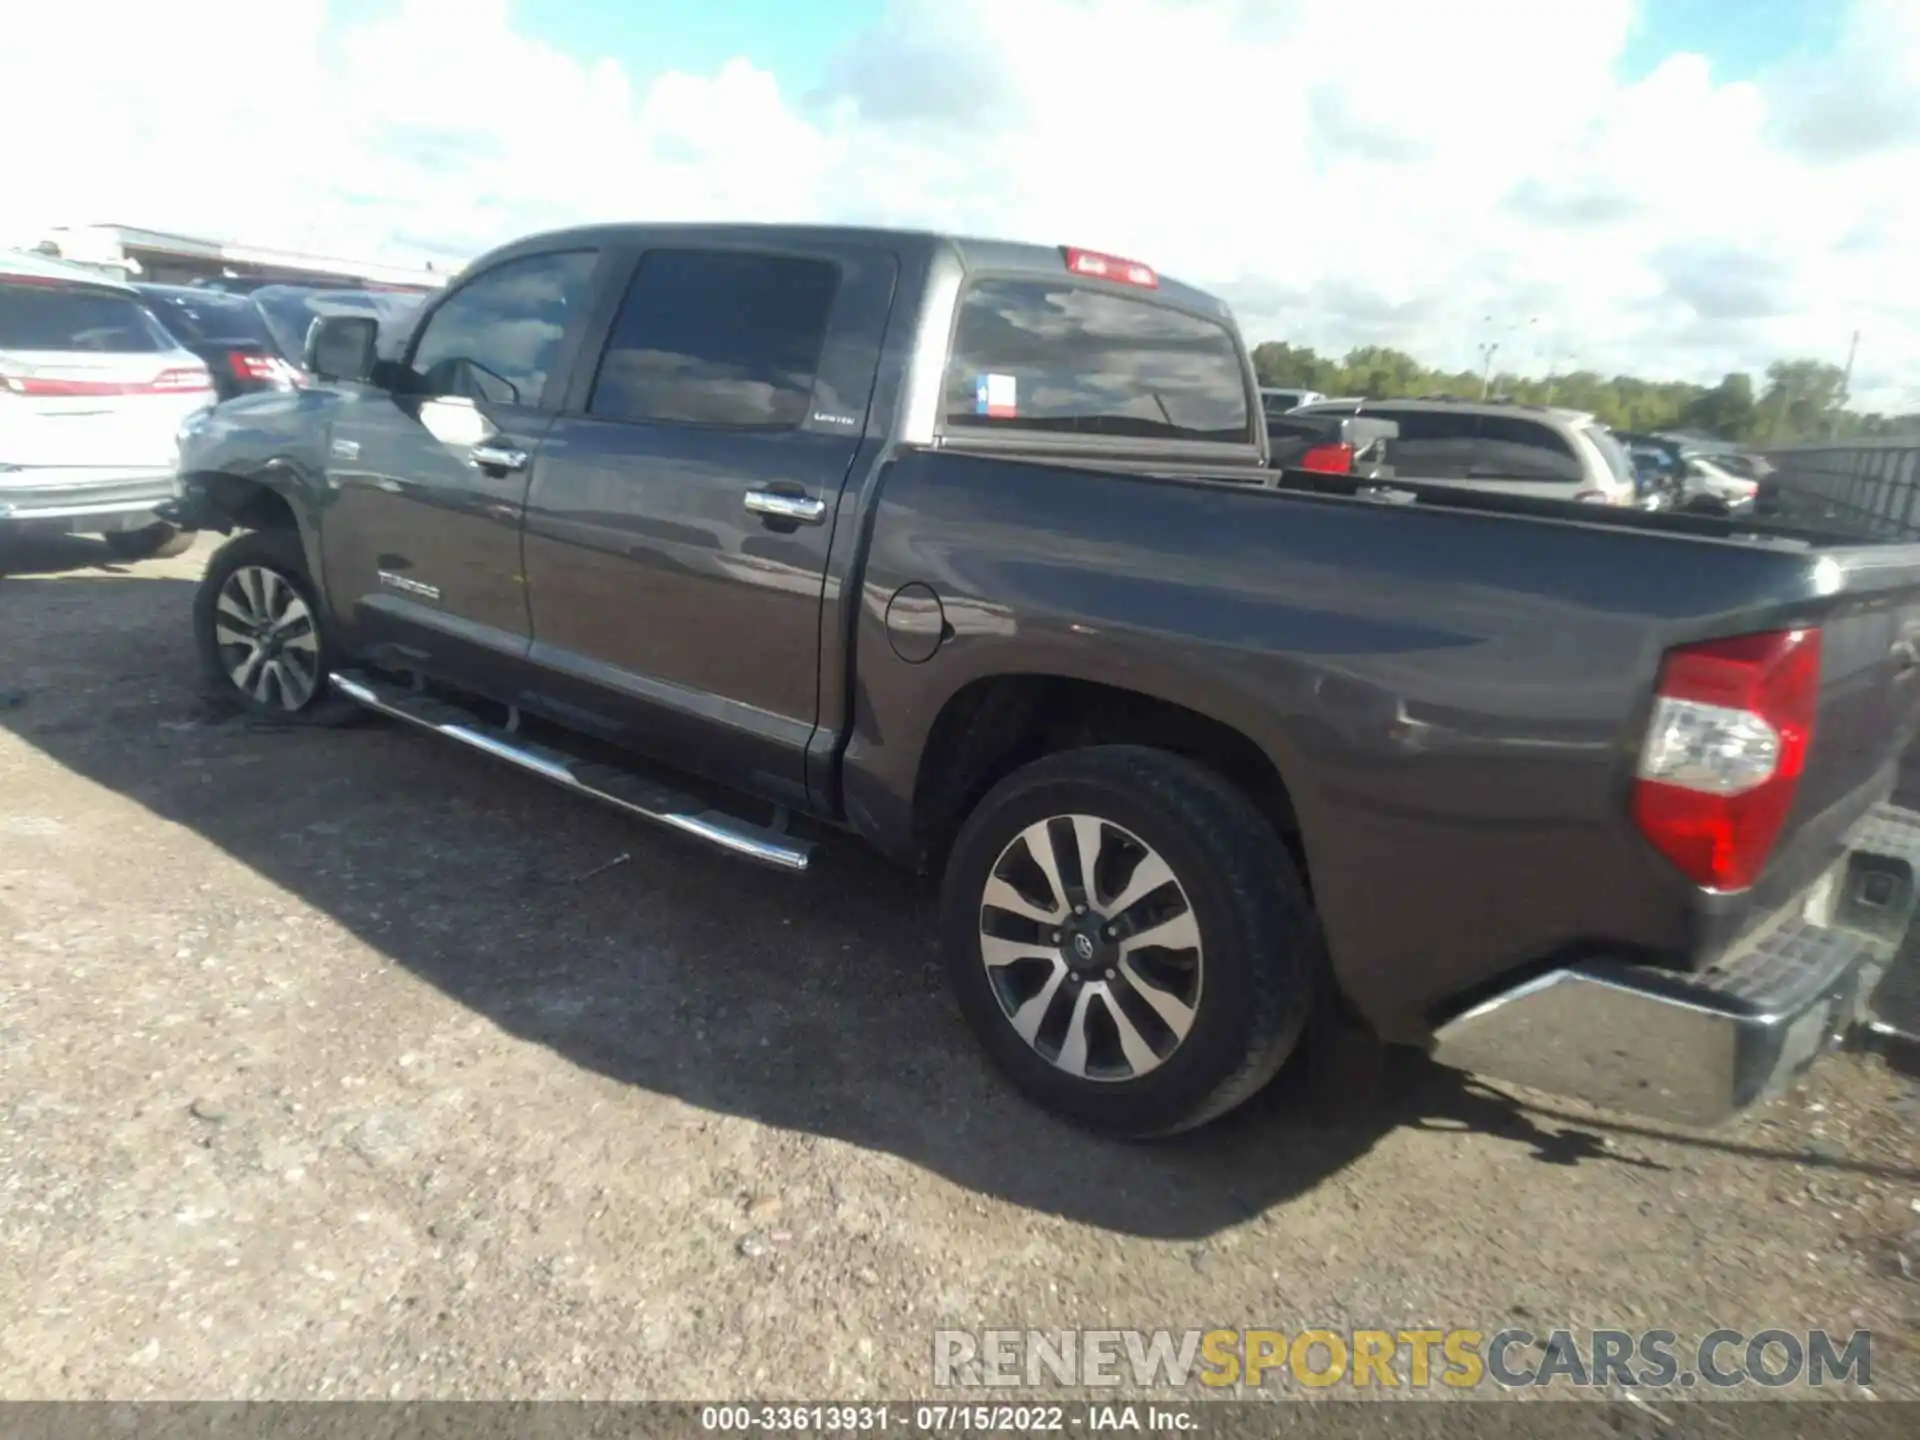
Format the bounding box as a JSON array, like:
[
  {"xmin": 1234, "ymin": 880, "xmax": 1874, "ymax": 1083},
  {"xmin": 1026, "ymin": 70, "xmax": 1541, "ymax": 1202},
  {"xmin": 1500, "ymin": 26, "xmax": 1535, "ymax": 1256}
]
[{"xmin": 305, "ymin": 315, "xmax": 380, "ymax": 384}]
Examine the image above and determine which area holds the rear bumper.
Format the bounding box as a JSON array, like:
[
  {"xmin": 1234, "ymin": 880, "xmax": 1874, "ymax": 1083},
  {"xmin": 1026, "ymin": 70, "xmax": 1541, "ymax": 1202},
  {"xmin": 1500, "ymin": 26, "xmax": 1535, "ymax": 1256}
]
[
  {"xmin": 0, "ymin": 468, "xmax": 180, "ymax": 533},
  {"xmin": 1431, "ymin": 803, "xmax": 1920, "ymax": 1126}
]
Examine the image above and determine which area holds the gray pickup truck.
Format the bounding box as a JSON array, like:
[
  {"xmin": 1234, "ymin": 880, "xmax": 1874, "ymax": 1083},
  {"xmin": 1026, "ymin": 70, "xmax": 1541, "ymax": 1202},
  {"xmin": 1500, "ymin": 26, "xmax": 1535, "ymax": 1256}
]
[{"xmin": 169, "ymin": 223, "xmax": 1920, "ymax": 1138}]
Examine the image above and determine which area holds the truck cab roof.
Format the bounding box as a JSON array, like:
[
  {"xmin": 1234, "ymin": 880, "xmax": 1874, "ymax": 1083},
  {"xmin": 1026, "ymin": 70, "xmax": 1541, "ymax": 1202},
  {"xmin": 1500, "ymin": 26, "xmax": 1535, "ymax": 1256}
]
[{"xmin": 463, "ymin": 223, "xmax": 1237, "ymax": 327}]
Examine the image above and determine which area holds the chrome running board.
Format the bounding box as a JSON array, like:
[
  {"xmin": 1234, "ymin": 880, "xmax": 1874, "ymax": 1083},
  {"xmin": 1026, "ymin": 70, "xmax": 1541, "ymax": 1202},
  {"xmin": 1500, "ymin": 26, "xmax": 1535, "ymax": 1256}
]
[{"xmin": 328, "ymin": 670, "xmax": 812, "ymax": 873}]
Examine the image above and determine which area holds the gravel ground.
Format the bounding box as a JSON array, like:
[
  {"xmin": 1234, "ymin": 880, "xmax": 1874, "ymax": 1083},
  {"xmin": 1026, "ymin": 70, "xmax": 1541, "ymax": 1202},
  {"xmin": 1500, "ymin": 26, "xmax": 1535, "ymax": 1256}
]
[{"xmin": 0, "ymin": 531, "xmax": 1916, "ymax": 1403}]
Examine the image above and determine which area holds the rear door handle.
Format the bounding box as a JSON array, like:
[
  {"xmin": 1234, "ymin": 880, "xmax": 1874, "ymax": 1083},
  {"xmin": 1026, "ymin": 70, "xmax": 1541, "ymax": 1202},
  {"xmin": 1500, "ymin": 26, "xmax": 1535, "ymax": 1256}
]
[
  {"xmin": 468, "ymin": 443, "xmax": 530, "ymax": 473},
  {"xmin": 744, "ymin": 490, "xmax": 827, "ymax": 525}
]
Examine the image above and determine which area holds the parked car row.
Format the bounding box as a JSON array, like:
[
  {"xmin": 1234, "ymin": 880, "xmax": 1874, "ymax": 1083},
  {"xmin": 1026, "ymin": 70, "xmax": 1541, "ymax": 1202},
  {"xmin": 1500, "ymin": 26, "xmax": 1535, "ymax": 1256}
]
[
  {"xmin": 134, "ymin": 283, "xmax": 422, "ymax": 401},
  {"xmin": 1, "ymin": 249, "xmax": 421, "ymax": 554},
  {"xmin": 1287, "ymin": 394, "xmax": 1641, "ymax": 506},
  {"xmin": 1619, "ymin": 430, "xmax": 1769, "ymax": 515}
]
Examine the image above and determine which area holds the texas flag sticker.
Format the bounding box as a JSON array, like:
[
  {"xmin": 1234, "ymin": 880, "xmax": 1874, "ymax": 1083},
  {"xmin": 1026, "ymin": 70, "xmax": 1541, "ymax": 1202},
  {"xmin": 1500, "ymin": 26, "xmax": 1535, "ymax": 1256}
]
[{"xmin": 974, "ymin": 372, "xmax": 1018, "ymax": 418}]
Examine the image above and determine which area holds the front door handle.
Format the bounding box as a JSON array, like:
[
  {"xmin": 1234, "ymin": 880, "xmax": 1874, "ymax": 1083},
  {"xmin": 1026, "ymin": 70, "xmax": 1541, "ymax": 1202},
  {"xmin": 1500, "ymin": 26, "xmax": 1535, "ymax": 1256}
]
[
  {"xmin": 468, "ymin": 443, "xmax": 530, "ymax": 473},
  {"xmin": 744, "ymin": 490, "xmax": 827, "ymax": 525}
]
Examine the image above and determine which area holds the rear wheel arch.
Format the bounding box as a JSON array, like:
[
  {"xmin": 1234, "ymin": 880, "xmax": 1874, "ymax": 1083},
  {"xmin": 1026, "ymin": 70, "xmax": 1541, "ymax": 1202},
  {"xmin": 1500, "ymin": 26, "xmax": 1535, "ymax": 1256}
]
[{"xmin": 909, "ymin": 672, "xmax": 1311, "ymax": 886}]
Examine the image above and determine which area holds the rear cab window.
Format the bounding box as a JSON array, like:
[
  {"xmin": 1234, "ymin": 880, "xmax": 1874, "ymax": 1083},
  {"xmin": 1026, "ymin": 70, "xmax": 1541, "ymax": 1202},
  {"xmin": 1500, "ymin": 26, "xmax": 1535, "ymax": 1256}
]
[
  {"xmin": 941, "ymin": 278, "xmax": 1251, "ymax": 446},
  {"xmin": 0, "ymin": 283, "xmax": 175, "ymax": 354}
]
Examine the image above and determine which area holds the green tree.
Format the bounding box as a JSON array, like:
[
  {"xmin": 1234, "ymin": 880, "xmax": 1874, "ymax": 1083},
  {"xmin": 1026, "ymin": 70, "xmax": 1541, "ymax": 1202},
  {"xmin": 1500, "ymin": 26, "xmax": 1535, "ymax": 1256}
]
[
  {"xmin": 1245, "ymin": 331, "xmax": 1875, "ymax": 444},
  {"xmin": 1760, "ymin": 359, "xmax": 1848, "ymax": 442},
  {"xmin": 1680, "ymin": 373, "xmax": 1758, "ymax": 442}
]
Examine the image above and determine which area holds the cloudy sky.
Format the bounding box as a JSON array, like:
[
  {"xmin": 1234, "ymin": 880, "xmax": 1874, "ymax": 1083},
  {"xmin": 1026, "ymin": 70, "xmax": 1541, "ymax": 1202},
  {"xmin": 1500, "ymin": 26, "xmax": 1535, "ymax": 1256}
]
[{"xmin": 6, "ymin": 0, "xmax": 1916, "ymax": 410}]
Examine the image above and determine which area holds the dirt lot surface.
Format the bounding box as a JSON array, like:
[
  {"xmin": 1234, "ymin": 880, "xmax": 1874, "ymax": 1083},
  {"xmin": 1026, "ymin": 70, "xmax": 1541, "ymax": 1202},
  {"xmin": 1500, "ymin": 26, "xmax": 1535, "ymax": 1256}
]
[{"xmin": 1, "ymin": 532, "xmax": 1917, "ymax": 1403}]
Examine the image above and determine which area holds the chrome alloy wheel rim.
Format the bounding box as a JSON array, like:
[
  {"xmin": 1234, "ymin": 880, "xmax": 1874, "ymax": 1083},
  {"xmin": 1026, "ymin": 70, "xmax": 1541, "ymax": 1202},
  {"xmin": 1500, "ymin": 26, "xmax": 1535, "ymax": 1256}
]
[
  {"xmin": 214, "ymin": 565, "xmax": 321, "ymax": 711},
  {"xmin": 978, "ymin": 814, "xmax": 1203, "ymax": 1082}
]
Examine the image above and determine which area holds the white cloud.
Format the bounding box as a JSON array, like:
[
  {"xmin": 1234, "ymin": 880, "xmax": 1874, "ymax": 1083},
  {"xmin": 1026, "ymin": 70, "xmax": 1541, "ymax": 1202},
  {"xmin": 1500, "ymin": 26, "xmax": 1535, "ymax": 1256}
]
[{"xmin": 3, "ymin": 0, "xmax": 1915, "ymax": 412}]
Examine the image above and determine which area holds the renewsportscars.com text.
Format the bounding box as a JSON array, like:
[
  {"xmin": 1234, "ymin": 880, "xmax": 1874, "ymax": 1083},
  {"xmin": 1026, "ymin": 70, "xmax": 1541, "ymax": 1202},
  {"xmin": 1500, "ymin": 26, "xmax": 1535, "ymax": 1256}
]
[{"xmin": 932, "ymin": 1327, "xmax": 1873, "ymax": 1391}]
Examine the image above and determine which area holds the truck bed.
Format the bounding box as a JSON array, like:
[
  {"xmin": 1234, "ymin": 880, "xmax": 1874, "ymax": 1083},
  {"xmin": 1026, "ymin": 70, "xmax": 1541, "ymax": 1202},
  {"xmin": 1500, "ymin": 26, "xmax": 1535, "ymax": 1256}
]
[{"xmin": 845, "ymin": 445, "xmax": 1920, "ymax": 1042}]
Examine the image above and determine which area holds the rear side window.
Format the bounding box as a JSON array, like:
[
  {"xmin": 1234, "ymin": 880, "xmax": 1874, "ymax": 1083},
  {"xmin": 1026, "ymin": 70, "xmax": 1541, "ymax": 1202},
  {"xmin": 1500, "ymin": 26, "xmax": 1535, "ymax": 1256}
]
[
  {"xmin": 0, "ymin": 285, "xmax": 173, "ymax": 353},
  {"xmin": 408, "ymin": 250, "xmax": 598, "ymax": 408},
  {"xmin": 588, "ymin": 249, "xmax": 839, "ymax": 429},
  {"xmin": 1374, "ymin": 409, "xmax": 1482, "ymax": 478},
  {"xmin": 943, "ymin": 279, "xmax": 1250, "ymax": 444},
  {"xmin": 143, "ymin": 293, "xmax": 274, "ymax": 348},
  {"xmin": 1475, "ymin": 415, "xmax": 1582, "ymax": 483}
]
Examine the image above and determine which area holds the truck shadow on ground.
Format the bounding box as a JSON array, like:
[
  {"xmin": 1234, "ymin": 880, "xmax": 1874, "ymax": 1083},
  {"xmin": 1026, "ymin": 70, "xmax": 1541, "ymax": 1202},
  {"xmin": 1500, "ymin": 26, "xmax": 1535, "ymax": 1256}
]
[{"xmin": 5, "ymin": 560, "xmax": 1915, "ymax": 1239}]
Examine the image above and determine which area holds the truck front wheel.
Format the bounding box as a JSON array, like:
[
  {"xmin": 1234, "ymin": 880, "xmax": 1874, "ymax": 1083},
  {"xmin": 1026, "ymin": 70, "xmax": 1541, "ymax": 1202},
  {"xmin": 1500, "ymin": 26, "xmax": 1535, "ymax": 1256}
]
[
  {"xmin": 939, "ymin": 745, "xmax": 1318, "ymax": 1137},
  {"xmin": 193, "ymin": 528, "xmax": 358, "ymax": 726}
]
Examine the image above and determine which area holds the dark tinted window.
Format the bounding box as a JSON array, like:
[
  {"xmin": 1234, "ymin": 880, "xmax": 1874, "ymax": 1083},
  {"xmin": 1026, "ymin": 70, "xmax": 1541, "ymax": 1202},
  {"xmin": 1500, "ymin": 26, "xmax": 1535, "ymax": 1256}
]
[
  {"xmin": 1374, "ymin": 409, "xmax": 1481, "ymax": 478},
  {"xmin": 409, "ymin": 251, "xmax": 597, "ymax": 407},
  {"xmin": 1475, "ymin": 415, "xmax": 1581, "ymax": 483},
  {"xmin": 140, "ymin": 291, "xmax": 274, "ymax": 347},
  {"xmin": 0, "ymin": 284, "xmax": 173, "ymax": 353},
  {"xmin": 587, "ymin": 250, "xmax": 838, "ymax": 429},
  {"xmin": 943, "ymin": 279, "xmax": 1250, "ymax": 444}
]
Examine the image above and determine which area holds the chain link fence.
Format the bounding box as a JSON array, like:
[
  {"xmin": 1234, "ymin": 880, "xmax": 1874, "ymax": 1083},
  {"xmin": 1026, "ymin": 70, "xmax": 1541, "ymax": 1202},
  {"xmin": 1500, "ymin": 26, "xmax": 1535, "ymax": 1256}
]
[{"xmin": 1757, "ymin": 438, "xmax": 1920, "ymax": 540}]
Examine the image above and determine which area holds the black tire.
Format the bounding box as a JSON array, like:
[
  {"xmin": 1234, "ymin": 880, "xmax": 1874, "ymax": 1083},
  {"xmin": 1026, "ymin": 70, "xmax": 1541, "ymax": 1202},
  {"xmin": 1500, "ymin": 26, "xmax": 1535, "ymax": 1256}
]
[
  {"xmin": 193, "ymin": 527, "xmax": 359, "ymax": 726},
  {"xmin": 939, "ymin": 745, "xmax": 1320, "ymax": 1138},
  {"xmin": 105, "ymin": 523, "xmax": 197, "ymax": 561}
]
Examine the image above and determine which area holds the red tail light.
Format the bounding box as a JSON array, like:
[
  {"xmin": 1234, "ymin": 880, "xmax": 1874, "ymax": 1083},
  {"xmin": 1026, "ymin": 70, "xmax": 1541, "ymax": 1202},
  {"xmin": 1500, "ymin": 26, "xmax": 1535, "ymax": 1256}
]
[
  {"xmin": 0, "ymin": 368, "xmax": 210, "ymax": 396},
  {"xmin": 1063, "ymin": 247, "xmax": 1158, "ymax": 288},
  {"xmin": 1631, "ymin": 628, "xmax": 1822, "ymax": 891},
  {"xmin": 150, "ymin": 367, "xmax": 213, "ymax": 393},
  {"xmin": 1299, "ymin": 442, "xmax": 1354, "ymax": 474},
  {"xmin": 227, "ymin": 351, "xmax": 301, "ymax": 386}
]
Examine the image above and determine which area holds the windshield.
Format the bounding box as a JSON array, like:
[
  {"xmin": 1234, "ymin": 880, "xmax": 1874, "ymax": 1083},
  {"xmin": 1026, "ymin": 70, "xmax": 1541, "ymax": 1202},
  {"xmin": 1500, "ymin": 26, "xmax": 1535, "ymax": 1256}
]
[
  {"xmin": 251, "ymin": 285, "xmax": 422, "ymax": 361},
  {"xmin": 0, "ymin": 283, "xmax": 176, "ymax": 353},
  {"xmin": 1584, "ymin": 423, "xmax": 1636, "ymax": 488}
]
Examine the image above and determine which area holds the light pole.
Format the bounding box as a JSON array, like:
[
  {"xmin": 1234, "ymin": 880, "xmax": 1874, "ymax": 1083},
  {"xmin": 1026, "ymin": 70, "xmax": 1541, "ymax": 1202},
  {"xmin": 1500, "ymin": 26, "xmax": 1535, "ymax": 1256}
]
[
  {"xmin": 1478, "ymin": 315, "xmax": 1538, "ymax": 399},
  {"xmin": 1544, "ymin": 351, "xmax": 1576, "ymax": 406}
]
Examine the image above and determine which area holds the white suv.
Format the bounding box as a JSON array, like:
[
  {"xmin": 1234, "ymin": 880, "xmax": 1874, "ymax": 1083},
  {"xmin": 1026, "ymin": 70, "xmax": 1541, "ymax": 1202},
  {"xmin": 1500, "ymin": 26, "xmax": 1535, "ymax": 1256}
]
[
  {"xmin": 1, "ymin": 251, "xmax": 213, "ymax": 557},
  {"xmin": 1292, "ymin": 397, "xmax": 1638, "ymax": 506}
]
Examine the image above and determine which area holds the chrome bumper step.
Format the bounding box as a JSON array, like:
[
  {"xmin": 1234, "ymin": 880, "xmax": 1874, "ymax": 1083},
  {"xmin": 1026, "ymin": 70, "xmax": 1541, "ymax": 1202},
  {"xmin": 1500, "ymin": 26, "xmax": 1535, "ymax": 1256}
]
[
  {"xmin": 1432, "ymin": 802, "xmax": 1920, "ymax": 1123},
  {"xmin": 328, "ymin": 670, "xmax": 812, "ymax": 873}
]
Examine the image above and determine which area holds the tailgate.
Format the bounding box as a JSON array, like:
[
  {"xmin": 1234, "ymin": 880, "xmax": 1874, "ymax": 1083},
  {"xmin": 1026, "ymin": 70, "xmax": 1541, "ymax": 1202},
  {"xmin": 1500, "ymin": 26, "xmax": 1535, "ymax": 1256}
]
[{"xmin": 1798, "ymin": 549, "xmax": 1920, "ymax": 823}]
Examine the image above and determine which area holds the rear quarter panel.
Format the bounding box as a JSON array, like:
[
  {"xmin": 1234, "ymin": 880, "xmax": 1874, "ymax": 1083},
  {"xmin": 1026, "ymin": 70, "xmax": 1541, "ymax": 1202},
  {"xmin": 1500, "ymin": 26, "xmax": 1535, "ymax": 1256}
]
[{"xmin": 844, "ymin": 448, "xmax": 1845, "ymax": 1039}]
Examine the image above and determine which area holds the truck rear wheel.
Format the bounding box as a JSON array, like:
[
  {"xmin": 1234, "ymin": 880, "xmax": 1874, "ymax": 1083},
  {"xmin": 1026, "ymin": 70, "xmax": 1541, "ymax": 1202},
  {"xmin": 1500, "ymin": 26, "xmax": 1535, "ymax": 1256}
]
[
  {"xmin": 939, "ymin": 745, "xmax": 1318, "ymax": 1137},
  {"xmin": 193, "ymin": 528, "xmax": 357, "ymax": 726}
]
